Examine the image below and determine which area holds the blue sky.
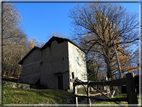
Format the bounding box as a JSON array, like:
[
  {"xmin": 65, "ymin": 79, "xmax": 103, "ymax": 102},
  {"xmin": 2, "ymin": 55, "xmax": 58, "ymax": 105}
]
[{"xmin": 12, "ymin": 2, "xmax": 140, "ymax": 43}]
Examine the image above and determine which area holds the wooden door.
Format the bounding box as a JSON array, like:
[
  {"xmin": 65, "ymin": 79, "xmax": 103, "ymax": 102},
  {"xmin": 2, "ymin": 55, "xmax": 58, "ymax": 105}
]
[{"xmin": 58, "ymin": 75, "xmax": 63, "ymax": 90}]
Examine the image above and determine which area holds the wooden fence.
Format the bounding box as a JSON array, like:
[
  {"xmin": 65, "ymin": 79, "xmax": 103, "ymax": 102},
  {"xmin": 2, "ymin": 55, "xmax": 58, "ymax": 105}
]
[{"xmin": 73, "ymin": 73, "xmax": 139, "ymax": 106}]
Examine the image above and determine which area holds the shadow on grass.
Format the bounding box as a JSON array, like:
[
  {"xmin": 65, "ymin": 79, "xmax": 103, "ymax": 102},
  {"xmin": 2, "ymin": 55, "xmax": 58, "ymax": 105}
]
[{"xmin": 25, "ymin": 89, "xmax": 74, "ymax": 104}]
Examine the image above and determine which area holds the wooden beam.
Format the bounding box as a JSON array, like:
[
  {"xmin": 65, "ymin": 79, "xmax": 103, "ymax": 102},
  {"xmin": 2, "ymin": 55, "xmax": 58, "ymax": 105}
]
[
  {"xmin": 87, "ymin": 83, "xmax": 91, "ymax": 106},
  {"xmin": 73, "ymin": 83, "xmax": 78, "ymax": 106},
  {"xmin": 74, "ymin": 78, "xmax": 126, "ymax": 86},
  {"xmin": 126, "ymin": 73, "xmax": 138, "ymax": 104},
  {"xmin": 134, "ymin": 75, "xmax": 139, "ymax": 86},
  {"xmin": 74, "ymin": 94, "xmax": 127, "ymax": 102},
  {"xmin": 74, "ymin": 82, "xmax": 88, "ymax": 85},
  {"xmin": 89, "ymin": 78, "xmax": 126, "ymax": 86}
]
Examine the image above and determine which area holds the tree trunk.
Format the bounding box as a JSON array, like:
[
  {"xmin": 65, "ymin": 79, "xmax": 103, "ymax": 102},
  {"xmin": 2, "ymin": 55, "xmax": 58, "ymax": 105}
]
[{"xmin": 104, "ymin": 55, "xmax": 112, "ymax": 80}]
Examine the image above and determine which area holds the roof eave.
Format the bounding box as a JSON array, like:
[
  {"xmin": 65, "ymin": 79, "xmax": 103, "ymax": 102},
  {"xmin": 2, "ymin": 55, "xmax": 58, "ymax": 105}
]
[{"xmin": 18, "ymin": 46, "xmax": 41, "ymax": 65}]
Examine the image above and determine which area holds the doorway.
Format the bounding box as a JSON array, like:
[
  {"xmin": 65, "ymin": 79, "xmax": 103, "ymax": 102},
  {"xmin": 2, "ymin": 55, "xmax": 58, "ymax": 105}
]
[{"xmin": 58, "ymin": 75, "xmax": 63, "ymax": 90}]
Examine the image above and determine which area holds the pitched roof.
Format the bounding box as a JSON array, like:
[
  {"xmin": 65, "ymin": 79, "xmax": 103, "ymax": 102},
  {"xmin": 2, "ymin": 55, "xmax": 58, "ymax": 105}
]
[
  {"xmin": 18, "ymin": 46, "xmax": 41, "ymax": 65},
  {"xmin": 41, "ymin": 36, "xmax": 85, "ymax": 53},
  {"xmin": 18, "ymin": 36, "xmax": 85, "ymax": 65}
]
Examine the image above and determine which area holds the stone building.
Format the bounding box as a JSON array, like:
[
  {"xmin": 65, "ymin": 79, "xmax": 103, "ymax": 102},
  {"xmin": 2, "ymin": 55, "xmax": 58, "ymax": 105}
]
[
  {"xmin": 19, "ymin": 36, "xmax": 87, "ymax": 91},
  {"xmin": 18, "ymin": 46, "xmax": 41, "ymax": 85}
]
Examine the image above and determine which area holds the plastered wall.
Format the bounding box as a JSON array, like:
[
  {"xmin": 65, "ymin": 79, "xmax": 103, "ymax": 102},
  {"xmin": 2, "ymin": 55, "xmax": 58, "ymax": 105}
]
[
  {"xmin": 40, "ymin": 40, "xmax": 69, "ymax": 90},
  {"xmin": 21, "ymin": 49, "xmax": 41, "ymax": 84},
  {"xmin": 68, "ymin": 42, "xmax": 87, "ymax": 90}
]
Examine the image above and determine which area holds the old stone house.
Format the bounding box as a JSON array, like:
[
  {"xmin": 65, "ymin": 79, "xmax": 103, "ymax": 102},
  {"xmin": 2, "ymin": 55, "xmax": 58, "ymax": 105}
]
[{"xmin": 19, "ymin": 36, "xmax": 87, "ymax": 91}]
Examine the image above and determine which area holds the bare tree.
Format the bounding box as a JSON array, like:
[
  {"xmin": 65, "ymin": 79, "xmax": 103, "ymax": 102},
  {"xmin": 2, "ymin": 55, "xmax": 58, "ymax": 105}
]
[
  {"xmin": 48, "ymin": 31, "xmax": 64, "ymax": 40},
  {"xmin": 2, "ymin": 3, "xmax": 30, "ymax": 77},
  {"xmin": 69, "ymin": 3, "xmax": 139, "ymax": 80},
  {"xmin": 30, "ymin": 37, "xmax": 45, "ymax": 48},
  {"xmin": 2, "ymin": 3, "xmax": 23, "ymax": 46}
]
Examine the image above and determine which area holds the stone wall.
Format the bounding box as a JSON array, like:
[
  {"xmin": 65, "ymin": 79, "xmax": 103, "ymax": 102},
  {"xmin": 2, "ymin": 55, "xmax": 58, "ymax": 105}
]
[
  {"xmin": 2, "ymin": 81, "xmax": 30, "ymax": 89},
  {"xmin": 21, "ymin": 48, "xmax": 41, "ymax": 84}
]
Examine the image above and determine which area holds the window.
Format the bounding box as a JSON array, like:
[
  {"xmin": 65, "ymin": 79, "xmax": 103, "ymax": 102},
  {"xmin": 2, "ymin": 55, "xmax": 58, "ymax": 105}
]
[
  {"xmin": 62, "ymin": 57, "xmax": 64, "ymax": 60},
  {"xmin": 76, "ymin": 56, "xmax": 79, "ymax": 65},
  {"xmin": 72, "ymin": 72, "xmax": 74, "ymax": 79}
]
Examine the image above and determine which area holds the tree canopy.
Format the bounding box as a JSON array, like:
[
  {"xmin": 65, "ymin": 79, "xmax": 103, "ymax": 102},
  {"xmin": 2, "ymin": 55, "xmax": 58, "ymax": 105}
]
[
  {"xmin": 2, "ymin": 3, "xmax": 30, "ymax": 77},
  {"xmin": 69, "ymin": 3, "xmax": 139, "ymax": 79}
]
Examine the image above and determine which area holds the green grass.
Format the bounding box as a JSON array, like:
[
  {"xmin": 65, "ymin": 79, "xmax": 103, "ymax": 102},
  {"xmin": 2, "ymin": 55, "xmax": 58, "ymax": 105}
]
[
  {"xmin": 93, "ymin": 94, "xmax": 127, "ymax": 104},
  {"xmin": 93, "ymin": 93, "xmax": 142, "ymax": 104},
  {"xmin": 111, "ymin": 93, "xmax": 127, "ymax": 98},
  {"xmin": 78, "ymin": 91, "xmax": 87, "ymax": 95},
  {"xmin": 78, "ymin": 91, "xmax": 141, "ymax": 105},
  {"xmin": 2, "ymin": 86, "xmax": 74, "ymax": 104}
]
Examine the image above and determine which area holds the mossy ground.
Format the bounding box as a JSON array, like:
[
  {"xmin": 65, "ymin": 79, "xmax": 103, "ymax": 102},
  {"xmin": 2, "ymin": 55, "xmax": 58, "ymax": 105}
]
[
  {"xmin": 2, "ymin": 86, "xmax": 141, "ymax": 105},
  {"xmin": 2, "ymin": 86, "xmax": 74, "ymax": 104}
]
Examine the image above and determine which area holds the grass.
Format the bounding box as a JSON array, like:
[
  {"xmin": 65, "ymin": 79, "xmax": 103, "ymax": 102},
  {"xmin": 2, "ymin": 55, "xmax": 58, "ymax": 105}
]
[
  {"xmin": 78, "ymin": 91, "xmax": 87, "ymax": 95},
  {"xmin": 3, "ymin": 86, "xmax": 141, "ymax": 105},
  {"xmin": 92, "ymin": 93, "xmax": 128, "ymax": 104},
  {"xmin": 93, "ymin": 93, "xmax": 142, "ymax": 105},
  {"xmin": 78, "ymin": 91, "xmax": 141, "ymax": 105},
  {"xmin": 2, "ymin": 86, "xmax": 74, "ymax": 104}
]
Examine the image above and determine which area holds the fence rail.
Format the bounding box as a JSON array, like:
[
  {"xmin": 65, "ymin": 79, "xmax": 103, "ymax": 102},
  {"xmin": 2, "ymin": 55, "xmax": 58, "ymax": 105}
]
[
  {"xmin": 74, "ymin": 94, "xmax": 128, "ymax": 102},
  {"xmin": 74, "ymin": 77, "xmax": 126, "ymax": 86},
  {"xmin": 73, "ymin": 73, "xmax": 139, "ymax": 106}
]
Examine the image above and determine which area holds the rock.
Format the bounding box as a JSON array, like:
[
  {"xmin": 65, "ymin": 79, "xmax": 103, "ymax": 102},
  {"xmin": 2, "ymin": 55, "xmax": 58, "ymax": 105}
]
[
  {"xmin": 12, "ymin": 84, "xmax": 17, "ymax": 88},
  {"xmin": 3, "ymin": 80, "xmax": 30, "ymax": 89}
]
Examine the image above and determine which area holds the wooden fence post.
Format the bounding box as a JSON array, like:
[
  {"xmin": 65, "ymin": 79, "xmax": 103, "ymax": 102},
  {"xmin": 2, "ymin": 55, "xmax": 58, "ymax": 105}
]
[
  {"xmin": 73, "ymin": 83, "xmax": 78, "ymax": 106},
  {"xmin": 106, "ymin": 77, "xmax": 111, "ymax": 97},
  {"xmin": 126, "ymin": 73, "xmax": 138, "ymax": 104},
  {"xmin": 87, "ymin": 82, "xmax": 91, "ymax": 107}
]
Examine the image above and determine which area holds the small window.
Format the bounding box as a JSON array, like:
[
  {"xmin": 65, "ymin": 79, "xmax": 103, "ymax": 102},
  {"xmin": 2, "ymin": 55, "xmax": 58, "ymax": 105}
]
[
  {"xmin": 40, "ymin": 61, "xmax": 43, "ymax": 65},
  {"xmin": 72, "ymin": 72, "xmax": 74, "ymax": 79},
  {"xmin": 76, "ymin": 56, "xmax": 79, "ymax": 64}
]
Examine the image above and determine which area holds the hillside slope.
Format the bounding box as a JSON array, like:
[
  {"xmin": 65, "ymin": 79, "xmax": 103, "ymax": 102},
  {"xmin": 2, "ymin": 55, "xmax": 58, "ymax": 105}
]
[{"xmin": 3, "ymin": 86, "xmax": 74, "ymax": 104}]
